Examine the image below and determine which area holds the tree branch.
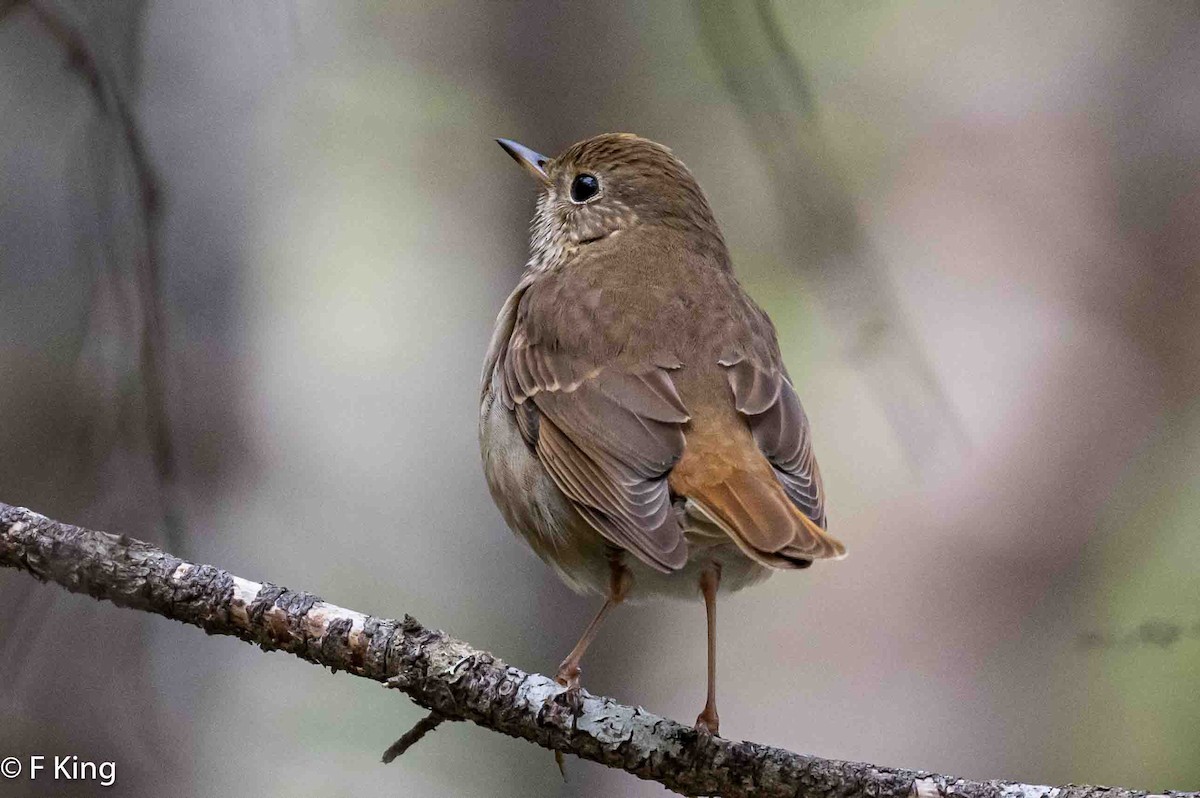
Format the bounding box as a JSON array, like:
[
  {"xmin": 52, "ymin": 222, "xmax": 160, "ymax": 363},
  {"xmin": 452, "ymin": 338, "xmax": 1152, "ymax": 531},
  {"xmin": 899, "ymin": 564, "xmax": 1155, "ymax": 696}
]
[{"xmin": 0, "ymin": 501, "xmax": 1191, "ymax": 798}]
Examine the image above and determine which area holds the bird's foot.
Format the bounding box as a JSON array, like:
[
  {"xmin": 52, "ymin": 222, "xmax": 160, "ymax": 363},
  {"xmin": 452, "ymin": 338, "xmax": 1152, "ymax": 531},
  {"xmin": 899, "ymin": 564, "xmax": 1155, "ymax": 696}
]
[
  {"xmin": 694, "ymin": 707, "xmax": 720, "ymax": 737},
  {"xmin": 554, "ymin": 661, "xmax": 581, "ymax": 691},
  {"xmin": 552, "ymin": 661, "xmax": 585, "ymax": 716}
]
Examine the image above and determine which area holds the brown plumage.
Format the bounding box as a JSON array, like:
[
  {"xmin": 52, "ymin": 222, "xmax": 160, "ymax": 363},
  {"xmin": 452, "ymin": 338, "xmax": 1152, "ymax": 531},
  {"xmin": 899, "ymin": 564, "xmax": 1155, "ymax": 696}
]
[{"xmin": 481, "ymin": 133, "xmax": 844, "ymax": 736}]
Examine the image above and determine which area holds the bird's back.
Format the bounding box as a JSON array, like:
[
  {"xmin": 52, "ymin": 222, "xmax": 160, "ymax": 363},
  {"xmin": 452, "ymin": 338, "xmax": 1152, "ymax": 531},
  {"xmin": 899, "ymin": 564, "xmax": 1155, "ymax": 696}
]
[
  {"xmin": 493, "ymin": 225, "xmax": 842, "ymax": 580},
  {"xmin": 522, "ymin": 225, "xmax": 772, "ymax": 369}
]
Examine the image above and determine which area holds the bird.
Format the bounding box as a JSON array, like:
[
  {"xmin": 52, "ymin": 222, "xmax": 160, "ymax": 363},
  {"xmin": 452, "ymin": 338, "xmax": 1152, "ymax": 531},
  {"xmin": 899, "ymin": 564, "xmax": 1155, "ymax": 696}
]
[{"xmin": 480, "ymin": 133, "xmax": 845, "ymax": 736}]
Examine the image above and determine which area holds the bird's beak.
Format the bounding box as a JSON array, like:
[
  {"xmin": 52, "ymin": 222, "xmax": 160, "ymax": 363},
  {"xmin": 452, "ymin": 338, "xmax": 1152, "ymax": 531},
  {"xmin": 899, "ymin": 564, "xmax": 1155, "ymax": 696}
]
[{"xmin": 496, "ymin": 138, "xmax": 551, "ymax": 185}]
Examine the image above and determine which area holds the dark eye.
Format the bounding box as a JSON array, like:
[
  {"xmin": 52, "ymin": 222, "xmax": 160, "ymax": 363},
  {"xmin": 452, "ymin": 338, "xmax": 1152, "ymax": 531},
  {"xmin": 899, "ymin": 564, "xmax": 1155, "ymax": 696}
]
[{"xmin": 570, "ymin": 173, "xmax": 600, "ymax": 203}]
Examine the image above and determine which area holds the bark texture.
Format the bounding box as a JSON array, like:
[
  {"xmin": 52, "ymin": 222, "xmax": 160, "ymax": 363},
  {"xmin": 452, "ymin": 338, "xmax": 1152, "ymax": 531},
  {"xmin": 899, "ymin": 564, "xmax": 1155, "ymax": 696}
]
[{"xmin": 0, "ymin": 501, "xmax": 1193, "ymax": 798}]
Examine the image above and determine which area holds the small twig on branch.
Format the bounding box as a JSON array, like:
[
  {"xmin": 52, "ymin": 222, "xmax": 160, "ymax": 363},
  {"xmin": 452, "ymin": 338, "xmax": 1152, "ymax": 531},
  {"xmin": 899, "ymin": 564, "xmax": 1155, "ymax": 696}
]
[
  {"xmin": 0, "ymin": 501, "xmax": 1193, "ymax": 798},
  {"xmin": 380, "ymin": 710, "xmax": 449, "ymax": 764}
]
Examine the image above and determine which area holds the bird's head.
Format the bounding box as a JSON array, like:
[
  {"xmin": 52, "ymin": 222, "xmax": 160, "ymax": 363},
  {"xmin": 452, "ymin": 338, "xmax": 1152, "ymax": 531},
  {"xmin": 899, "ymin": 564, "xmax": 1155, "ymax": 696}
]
[{"xmin": 497, "ymin": 133, "xmax": 725, "ymax": 271}]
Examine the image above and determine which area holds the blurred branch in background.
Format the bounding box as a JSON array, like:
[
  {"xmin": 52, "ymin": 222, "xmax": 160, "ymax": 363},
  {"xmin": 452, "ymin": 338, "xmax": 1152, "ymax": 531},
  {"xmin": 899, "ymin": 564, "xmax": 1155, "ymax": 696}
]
[
  {"xmin": 2, "ymin": 501, "xmax": 1197, "ymax": 798},
  {"xmin": 16, "ymin": 0, "xmax": 184, "ymax": 552},
  {"xmin": 694, "ymin": 0, "xmax": 966, "ymax": 469},
  {"xmin": 1078, "ymin": 618, "xmax": 1200, "ymax": 651}
]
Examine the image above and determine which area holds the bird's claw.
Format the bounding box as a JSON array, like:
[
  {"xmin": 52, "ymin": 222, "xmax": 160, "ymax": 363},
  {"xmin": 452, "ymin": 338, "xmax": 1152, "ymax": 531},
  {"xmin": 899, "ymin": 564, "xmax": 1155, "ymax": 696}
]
[
  {"xmin": 554, "ymin": 661, "xmax": 581, "ymax": 691},
  {"xmin": 694, "ymin": 710, "xmax": 720, "ymax": 737}
]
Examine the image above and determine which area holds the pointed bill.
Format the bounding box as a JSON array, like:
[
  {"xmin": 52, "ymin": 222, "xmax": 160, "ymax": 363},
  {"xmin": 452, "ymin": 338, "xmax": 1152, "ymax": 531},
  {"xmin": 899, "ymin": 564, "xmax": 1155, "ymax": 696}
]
[{"xmin": 496, "ymin": 138, "xmax": 551, "ymax": 185}]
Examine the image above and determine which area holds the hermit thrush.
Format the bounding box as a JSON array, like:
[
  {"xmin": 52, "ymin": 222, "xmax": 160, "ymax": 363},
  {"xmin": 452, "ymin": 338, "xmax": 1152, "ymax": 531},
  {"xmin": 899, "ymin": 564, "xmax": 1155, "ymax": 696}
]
[{"xmin": 481, "ymin": 133, "xmax": 844, "ymax": 735}]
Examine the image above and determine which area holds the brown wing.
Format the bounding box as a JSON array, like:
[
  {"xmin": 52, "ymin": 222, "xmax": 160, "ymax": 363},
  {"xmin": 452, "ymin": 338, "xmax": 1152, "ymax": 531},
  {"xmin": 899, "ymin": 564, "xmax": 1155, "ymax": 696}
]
[
  {"xmin": 497, "ymin": 293, "xmax": 690, "ymax": 573},
  {"xmin": 720, "ymin": 354, "xmax": 826, "ymax": 528}
]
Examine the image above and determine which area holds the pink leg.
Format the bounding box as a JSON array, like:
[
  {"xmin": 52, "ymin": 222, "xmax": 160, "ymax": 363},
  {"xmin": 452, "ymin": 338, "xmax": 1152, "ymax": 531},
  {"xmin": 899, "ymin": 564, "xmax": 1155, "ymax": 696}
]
[
  {"xmin": 694, "ymin": 564, "xmax": 721, "ymax": 735},
  {"xmin": 555, "ymin": 561, "xmax": 631, "ymax": 689}
]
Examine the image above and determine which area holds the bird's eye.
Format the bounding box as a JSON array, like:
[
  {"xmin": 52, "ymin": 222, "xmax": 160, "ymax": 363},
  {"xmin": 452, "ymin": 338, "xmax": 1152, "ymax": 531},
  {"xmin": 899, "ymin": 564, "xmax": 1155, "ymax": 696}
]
[{"xmin": 570, "ymin": 173, "xmax": 600, "ymax": 203}]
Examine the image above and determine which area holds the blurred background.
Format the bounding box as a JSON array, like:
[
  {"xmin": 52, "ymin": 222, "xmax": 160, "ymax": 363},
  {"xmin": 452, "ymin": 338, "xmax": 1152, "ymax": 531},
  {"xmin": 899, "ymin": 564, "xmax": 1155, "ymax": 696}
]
[{"xmin": 2, "ymin": 1, "xmax": 1199, "ymax": 796}]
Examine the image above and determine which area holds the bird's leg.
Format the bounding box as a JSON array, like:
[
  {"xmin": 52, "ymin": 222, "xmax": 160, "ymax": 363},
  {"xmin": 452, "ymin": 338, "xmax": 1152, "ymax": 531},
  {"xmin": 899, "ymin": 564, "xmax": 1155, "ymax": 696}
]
[
  {"xmin": 694, "ymin": 563, "xmax": 721, "ymax": 736},
  {"xmin": 555, "ymin": 558, "xmax": 631, "ymax": 690},
  {"xmin": 554, "ymin": 601, "xmax": 613, "ymax": 690}
]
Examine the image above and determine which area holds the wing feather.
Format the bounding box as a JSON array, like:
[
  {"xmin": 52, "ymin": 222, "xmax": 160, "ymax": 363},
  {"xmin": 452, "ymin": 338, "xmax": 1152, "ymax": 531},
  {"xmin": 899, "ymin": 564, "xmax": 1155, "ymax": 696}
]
[
  {"xmin": 721, "ymin": 354, "xmax": 827, "ymax": 528},
  {"xmin": 497, "ymin": 289, "xmax": 690, "ymax": 573}
]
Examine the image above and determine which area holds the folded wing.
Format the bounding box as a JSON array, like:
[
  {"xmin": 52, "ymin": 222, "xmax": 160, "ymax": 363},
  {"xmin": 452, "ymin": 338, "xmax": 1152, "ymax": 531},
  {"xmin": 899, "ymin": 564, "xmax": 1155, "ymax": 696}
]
[
  {"xmin": 721, "ymin": 354, "xmax": 827, "ymax": 529},
  {"xmin": 667, "ymin": 353, "xmax": 843, "ymax": 569},
  {"xmin": 498, "ymin": 310, "xmax": 691, "ymax": 572}
]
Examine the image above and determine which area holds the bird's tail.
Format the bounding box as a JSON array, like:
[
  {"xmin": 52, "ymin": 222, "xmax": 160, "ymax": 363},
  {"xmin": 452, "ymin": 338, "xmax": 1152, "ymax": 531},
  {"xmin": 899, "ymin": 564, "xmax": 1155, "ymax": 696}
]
[{"xmin": 682, "ymin": 468, "xmax": 845, "ymax": 569}]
